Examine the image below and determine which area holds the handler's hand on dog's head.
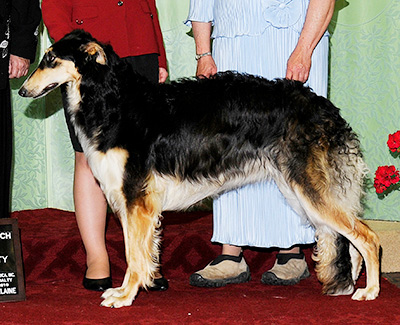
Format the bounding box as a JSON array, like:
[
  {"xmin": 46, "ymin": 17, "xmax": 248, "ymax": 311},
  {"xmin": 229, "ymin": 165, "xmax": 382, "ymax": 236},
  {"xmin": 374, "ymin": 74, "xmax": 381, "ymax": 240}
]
[
  {"xmin": 196, "ymin": 55, "xmax": 217, "ymax": 78},
  {"xmin": 9, "ymin": 55, "xmax": 30, "ymax": 79}
]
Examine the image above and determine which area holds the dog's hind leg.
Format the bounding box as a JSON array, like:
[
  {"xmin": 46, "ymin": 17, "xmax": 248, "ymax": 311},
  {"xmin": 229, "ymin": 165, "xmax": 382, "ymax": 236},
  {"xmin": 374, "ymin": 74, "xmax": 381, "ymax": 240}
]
[
  {"xmin": 347, "ymin": 220, "xmax": 380, "ymax": 301},
  {"xmin": 302, "ymin": 197, "xmax": 379, "ymax": 300},
  {"xmin": 287, "ymin": 141, "xmax": 380, "ymax": 300},
  {"xmin": 349, "ymin": 242, "xmax": 363, "ymax": 284},
  {"xmin": 293, "ymin": 186, "xmax": 380, "ymax": 301},
  {"xmin": 101, "ymin": 192, "xmax": 162, "ymax": 308}
]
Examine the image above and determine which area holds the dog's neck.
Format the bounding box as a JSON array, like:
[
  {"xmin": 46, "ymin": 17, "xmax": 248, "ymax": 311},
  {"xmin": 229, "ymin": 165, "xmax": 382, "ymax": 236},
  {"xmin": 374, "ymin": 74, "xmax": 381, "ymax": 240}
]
[{"xmin": 65, "ymin": 59, "xmax": 155, "ymax": 155}]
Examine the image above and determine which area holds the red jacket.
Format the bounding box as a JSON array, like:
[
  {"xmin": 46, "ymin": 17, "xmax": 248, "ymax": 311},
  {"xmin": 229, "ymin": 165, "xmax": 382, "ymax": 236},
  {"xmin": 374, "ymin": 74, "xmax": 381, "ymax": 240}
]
[{"xmin": 41, "ymin": 0, "xmax": 167, "ymax": 69}]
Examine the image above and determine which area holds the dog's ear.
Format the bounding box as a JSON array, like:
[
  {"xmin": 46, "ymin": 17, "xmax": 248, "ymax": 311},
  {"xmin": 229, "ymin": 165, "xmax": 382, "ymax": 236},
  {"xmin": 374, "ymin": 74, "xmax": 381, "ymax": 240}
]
[{"xmin": 82, "ymin": 42, "xmax": 107, "ymax": 65}]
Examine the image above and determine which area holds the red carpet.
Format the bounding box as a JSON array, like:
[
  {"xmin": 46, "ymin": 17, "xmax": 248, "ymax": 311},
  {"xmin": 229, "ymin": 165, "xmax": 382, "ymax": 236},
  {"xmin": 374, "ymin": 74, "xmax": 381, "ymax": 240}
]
[{"xmin": 2, "ymin": 209, "xmax": 400, "ymax": 324}]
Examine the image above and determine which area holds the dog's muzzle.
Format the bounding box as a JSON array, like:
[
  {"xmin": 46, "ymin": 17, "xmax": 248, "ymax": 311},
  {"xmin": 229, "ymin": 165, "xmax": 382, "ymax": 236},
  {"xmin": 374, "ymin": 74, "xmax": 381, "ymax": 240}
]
[{"xmin": 19, "ymin": 83, "xmax": 59, "ymax": 99}]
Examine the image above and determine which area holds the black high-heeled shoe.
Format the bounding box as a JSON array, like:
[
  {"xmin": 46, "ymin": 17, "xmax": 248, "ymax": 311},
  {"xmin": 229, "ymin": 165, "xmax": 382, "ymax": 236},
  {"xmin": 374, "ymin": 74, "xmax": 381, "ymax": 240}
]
[
  {"xmin": 82, "ymin": 276, "xmax": 112, "ymax": 292},
  {"xmin": 149, "ymin": 277, "xmax": 169, "ymax": 291},
  {"xmin": 82, "ymin": 274, "xmax": 168, "ymax": 292}
]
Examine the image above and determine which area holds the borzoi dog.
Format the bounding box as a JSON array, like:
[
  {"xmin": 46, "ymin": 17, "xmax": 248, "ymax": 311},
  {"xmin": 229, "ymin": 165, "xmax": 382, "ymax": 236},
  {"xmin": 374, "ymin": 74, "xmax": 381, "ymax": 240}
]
[{"xmin": 19, "ymin": 30, "xmax": 380, "ymax": 308}]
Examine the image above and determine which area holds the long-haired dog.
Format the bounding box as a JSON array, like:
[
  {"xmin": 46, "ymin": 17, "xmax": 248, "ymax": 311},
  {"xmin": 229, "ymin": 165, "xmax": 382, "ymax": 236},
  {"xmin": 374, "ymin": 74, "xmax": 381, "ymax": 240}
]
[{"xmin": 19, "ymin": 30, "xmax": 380, "ymax": 308}]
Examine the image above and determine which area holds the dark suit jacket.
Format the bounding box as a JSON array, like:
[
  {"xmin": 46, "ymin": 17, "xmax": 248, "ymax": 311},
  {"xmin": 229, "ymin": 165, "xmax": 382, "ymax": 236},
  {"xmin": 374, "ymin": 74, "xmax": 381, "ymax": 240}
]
[{"xmin": 0, "ymin": 0, "xmax": 41, "ymax": 89}]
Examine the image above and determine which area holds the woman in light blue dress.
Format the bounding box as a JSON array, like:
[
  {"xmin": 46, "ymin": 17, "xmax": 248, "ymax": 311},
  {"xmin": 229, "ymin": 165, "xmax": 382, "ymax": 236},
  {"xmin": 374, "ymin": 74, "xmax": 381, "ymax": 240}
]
[{"xmin": 186, "ymin": 0, "xmax": 335, "ymax": 287}]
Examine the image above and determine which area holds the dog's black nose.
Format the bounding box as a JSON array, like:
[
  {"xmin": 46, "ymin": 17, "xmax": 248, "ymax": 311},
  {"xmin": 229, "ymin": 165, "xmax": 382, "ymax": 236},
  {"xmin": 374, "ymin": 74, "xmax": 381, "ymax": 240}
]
[{"xmin": 18, "ymin": 87, "xmax": 28, "ymax": 97}]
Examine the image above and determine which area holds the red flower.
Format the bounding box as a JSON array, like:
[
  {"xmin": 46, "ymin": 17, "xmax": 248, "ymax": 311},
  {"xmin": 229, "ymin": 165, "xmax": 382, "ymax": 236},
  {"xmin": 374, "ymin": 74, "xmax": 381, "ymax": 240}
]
[
  {"xmin": 374, "ymin": 165, "xmax": 400, "ymax": 194},
  {"xmin": 387, "ymin": 131, "xmax": 400, "ymax": 153}
]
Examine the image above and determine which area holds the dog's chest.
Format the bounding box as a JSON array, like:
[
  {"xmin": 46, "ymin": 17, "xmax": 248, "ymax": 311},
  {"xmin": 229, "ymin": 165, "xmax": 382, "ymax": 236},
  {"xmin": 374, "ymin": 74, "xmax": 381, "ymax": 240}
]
[{"xmin": 88, "ymin": 148, "xmax": 129, "ymax": 206}]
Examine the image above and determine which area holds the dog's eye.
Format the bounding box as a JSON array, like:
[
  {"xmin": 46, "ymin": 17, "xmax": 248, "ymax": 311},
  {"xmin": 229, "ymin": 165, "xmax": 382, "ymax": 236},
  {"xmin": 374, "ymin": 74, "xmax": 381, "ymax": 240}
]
[{"xmin": 47, "ymin": 54, "xmax": 55, "ymax": 63}]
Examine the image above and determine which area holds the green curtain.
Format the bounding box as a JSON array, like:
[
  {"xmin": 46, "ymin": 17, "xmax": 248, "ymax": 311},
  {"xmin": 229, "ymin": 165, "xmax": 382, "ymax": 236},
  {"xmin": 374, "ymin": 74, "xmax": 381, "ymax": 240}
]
[
  {"xmin": 329, "ymin": 0, "xmax": 400, "ymax": 221},
  {"xmin": 9, "ymin": 0, "xmax": 400, "ymax": 221}
]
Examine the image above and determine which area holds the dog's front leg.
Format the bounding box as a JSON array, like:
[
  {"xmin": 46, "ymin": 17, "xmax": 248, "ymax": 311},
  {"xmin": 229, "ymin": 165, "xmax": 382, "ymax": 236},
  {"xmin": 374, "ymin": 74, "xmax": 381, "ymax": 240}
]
[{"xmin": 101, "ymin": 196, "xmax": 162, "ymax": 308}]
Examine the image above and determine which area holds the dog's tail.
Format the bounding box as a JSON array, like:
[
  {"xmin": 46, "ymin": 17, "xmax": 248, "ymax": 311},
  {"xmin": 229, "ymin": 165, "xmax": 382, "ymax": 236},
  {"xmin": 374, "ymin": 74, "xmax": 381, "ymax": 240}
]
[{"xmin": 313, "ymin": 227, "xmax": 354, "ymax": 295}]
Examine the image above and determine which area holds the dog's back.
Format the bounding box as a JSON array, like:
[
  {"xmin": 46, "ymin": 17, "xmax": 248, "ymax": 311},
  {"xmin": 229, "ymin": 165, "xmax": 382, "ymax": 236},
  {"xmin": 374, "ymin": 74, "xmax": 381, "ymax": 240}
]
[
  {"xmin": 114, "ymin": 73, "xmax": 361, "ymax": 209},
  {"xmin": 94, "ymin": 66, "xmax": 357, "ymax": 187}
]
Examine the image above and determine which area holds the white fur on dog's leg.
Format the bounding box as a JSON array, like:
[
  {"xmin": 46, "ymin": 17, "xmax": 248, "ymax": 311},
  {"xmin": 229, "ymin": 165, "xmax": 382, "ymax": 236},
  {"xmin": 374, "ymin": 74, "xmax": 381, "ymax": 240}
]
[
  {"xmin": 351, "ymin": 286, "xmax": 380, "ymax": 301},
  {"xmin": 349, "ymin": 244, "xmax": 363, "ymax": 282},
  {"xmin": 101, "ymin": 287, "xmax": 123, "ymax": 299},
  {"xmin": 100, "ymin": 287, "xmax": 137, "ymax": 308}
]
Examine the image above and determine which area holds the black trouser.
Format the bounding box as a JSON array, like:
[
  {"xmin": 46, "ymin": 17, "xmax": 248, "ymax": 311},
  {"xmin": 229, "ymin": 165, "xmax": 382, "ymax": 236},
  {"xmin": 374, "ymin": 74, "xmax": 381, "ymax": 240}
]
[
  {"xmin": 0, "ymin": 83, "xmax": 12, "ymax": 218},
  {"xmin": 63, "ymin": 53, "xmax": 159, "ymax": 152}
]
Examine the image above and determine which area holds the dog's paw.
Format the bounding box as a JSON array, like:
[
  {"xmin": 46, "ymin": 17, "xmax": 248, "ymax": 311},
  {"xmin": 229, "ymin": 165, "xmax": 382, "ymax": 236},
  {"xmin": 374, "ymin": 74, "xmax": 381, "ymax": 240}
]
[
  {"xmin": 100, "ymin": 288, "xmax": 134, "ymax": 308},
  {"xmin": 101, "ymin": 287, "xmax": 123, "ymax": 299},
  {"xmin": 351, "ymin": 286, "xmax": 379, "ymax": 301}
]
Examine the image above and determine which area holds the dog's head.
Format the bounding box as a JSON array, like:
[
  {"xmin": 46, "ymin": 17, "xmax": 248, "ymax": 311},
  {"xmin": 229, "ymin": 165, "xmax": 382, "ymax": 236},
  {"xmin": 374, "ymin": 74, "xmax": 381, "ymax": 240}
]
[{"xmin": 19, "ymin": 29, "xmax": 109, "ymax": 99}]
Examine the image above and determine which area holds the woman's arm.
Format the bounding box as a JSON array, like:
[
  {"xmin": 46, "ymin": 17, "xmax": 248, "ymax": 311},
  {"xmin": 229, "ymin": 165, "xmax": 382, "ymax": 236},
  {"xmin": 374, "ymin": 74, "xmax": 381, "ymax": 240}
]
[
  {"xmin": 192, "ymin": 21, "xmax": 217, "ymax": 77},
  {"xmin": 148, "ymin": 0, "xmax": 168, "ymax": 78},
  {"xmin": 9, "ymin": 0, "xmax": 41, "ymax": 78},
  {"xmin": 286, "ymin": 0, "xmax": 335, "ymax": 82}
]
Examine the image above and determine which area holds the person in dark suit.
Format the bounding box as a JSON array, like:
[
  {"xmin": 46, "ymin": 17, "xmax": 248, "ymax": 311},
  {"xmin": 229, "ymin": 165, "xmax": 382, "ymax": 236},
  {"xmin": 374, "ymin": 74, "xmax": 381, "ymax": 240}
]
[
  {"xmin": 41, "ymin": 0, "xmax": 169, "ymax": 292},
  {"xmin": 0, "ymin": 0, "xmax": 41, "ymax": 218}
]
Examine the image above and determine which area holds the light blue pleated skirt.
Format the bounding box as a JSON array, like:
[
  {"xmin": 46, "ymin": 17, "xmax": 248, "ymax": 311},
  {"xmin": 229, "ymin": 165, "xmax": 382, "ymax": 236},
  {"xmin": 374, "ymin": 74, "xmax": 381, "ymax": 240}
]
[{"xmin": 211, "ymin": 26, "xmax": 329, "ymax": 248}]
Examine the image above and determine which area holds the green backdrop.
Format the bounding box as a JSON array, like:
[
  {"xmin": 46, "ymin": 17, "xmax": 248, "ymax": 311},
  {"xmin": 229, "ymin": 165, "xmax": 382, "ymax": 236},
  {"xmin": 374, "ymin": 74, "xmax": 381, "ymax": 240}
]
[{"xmin": 8, "ymin": 0, "xmax": 400, "ymax": 221}]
